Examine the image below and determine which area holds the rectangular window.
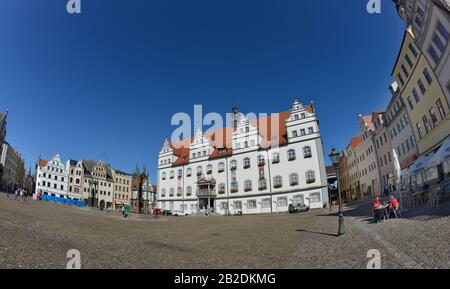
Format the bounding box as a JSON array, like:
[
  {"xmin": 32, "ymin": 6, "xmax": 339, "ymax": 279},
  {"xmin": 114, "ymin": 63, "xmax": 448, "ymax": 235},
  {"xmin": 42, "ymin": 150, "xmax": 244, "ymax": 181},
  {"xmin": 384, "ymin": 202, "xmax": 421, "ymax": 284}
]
[
  {"xmin": 292, "ymin": 130, "xmax": 298, "ymax": 137},
  {"xmin": 437, "ymin": 21, "xmax": 449, "ymax": 41},
  {"xmin": 310, "ymin": 192, "xmax": 321, "ymax": 203},
  {"xmin": 408, "ymin": 43, "xmax": 418, "ymax": 58},
  {"xmin": 407, "ymin": 96, "xmax": 414, "ymax": 110},
  {"xmin": 412, "ymin": 88, "xmax": 420, "ymax": 102},
  {"xmin": 433, "ymin": 33, "xmax": 446, "ymax": 54},
  {"xmin": 429, "ymin": 107, "xmax": 438, "ymax": 127},
  {"xmin": 262, "ymin": 198, "xmax": 271, "ymax": 208},
  {"xmin": 247, "ymin": 199, "xmax": 257, "ymax": 209},
  {"xmin": 277, "ymin": 197, "xmax": 287, "ymax": 207},
  {"xmin": 401, "ymin": 64, "xmax": 409, "ymax": 78},
  {"xmin": 308, "ymin": 127, "xmax": 314, "ymax": 134},
  {"xmin": 436, "ymin": 99, "xmax": 446, "ymax": 120},
  {"xmin": 428, "ymin": 46, "xmax": 441, "ymax": 64},
  {"xmin": 423, "ymin": 68, "xmax": 433, "ymax": 85},
  {"xmin": 410, "ymin": 136, "xmax": 415, "ymax": 148},
  {"xmin": 422, "ymin": 115, "xmax": 431, "ymax": 134},
  {"xmin": 416, "ymin": 122, "xmax": 423, "ymax": 139},
  {"xmin": 417, "ymin": 79, "xmax": 426, "ymax": 94},
  {"xmin": 404, "ymin": 54, "xmax": 413, "ymax": 68},
  {"xmin": 397, "ymin": 73, "xmax": 405, "ymax": 86},
  {"xmin": 414, "ymin": 17, "xmax": 422, "ymax": 28}
]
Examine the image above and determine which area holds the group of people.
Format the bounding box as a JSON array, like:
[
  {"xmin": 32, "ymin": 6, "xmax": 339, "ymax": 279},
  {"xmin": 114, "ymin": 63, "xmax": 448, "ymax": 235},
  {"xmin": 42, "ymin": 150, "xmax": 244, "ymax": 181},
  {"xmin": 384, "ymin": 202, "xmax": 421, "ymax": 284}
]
[
  {"xmin": 9, "ymin": 188, "xmax": 29, "ymax": 202},
  {"xmin": 372, "ymin": 195, "xmax": 400, "ymax": 223}
]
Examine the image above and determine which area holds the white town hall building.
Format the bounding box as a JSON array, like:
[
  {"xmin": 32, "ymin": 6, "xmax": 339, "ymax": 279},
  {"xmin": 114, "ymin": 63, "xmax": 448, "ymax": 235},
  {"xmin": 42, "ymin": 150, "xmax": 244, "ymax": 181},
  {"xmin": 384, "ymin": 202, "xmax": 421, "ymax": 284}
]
[{"xmin": 157, "ymin": 100, "xmax": 329, "ymax": 215}]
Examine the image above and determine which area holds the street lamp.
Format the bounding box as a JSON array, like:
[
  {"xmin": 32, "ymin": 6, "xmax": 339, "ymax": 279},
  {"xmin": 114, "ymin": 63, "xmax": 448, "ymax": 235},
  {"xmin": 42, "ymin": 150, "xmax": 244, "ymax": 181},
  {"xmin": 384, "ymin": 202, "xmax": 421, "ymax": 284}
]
[{"xmin": 329, "ymin": 147, "xmax": 345, "ymax": 237}]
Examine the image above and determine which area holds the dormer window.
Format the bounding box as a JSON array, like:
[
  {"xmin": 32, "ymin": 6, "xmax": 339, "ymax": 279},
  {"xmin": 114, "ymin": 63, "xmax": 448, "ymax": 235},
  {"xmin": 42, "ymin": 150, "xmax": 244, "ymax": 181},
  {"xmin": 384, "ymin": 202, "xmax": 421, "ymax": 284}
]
[
  {"xmin": 294, "ymin": 114, "xmax": 299, "ymax": 120},
  {"xmin": 301, "ymin": 113, "xmax": 306, "ymax": 119}
]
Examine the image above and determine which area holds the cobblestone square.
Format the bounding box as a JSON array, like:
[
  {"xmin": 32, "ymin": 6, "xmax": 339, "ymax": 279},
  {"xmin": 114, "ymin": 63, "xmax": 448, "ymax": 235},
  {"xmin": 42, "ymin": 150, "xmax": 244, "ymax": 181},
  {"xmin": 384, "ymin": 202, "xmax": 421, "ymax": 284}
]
[{"xmin": 0, "ymin": 193, "xmax": 449, "ymax": 269}]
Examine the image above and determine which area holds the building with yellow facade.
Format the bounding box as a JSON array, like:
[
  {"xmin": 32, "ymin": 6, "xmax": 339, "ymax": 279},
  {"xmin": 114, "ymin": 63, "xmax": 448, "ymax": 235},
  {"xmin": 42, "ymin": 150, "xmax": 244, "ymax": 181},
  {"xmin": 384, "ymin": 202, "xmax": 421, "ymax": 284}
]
[{"xmin": 392, "ymin": 27, "xmax": 450, "ymax": 157}]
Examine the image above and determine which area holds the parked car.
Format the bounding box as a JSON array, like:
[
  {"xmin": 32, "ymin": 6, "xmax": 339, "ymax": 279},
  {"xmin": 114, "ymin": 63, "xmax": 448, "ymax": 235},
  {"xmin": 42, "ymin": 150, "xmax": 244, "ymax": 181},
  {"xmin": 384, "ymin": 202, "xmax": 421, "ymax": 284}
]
[
  {"xmin": 163, "ymin": 209, "xmax": 173, "ymax": 216},
  {"xmin": 172, "ymin": 210, "xmax": 189, "ymax": 216},
  {"xmin": 288, "ymin": 203, "xmax": 309, "ymax": 214}
]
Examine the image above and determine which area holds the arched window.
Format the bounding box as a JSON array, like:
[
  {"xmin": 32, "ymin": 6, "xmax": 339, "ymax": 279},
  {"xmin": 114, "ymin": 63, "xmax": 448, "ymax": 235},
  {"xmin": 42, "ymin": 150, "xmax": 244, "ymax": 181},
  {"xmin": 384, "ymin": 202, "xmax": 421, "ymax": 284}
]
[
  {"xmin": 177, "ymin": 169, "xmax": 183, "ymax": 177},
  {"xmin": 303, "ymin": 146, "xmax": 312, "ymax": 158},
  {"xmin": 196, "ymin": 166, "xmax": 203, "ymax": 176},
  {"xmin": 218, "ymin": 162, "xmax": 225, "ymax": 172},
  {"xmin": 169, "ymin": 188, "xmax": 174, "ymax": 196},
  {"xmin": 230, "ymin": 160, "xmax": 237, "ymax": 170},
  {"xmin": 177, "ymin": 187, "xmax": 183, "ymax": 196},
  {"xmin": 186, "ymin": 168, "xmax": 192, "ymax": 177},
  {"xmin": 218, "ymin": 183, "xmax": 225, "ymax": 194},
  {"xmin": 170, "ymin": 171, "xmax": 174, "ymax": 179},
  {"xmin": 306, "ymin": 170, "xmax": 316, "ymax": 184},
  {"xmin": 243, "ymin": 158, "xmax": 251, "ymax": 169},
  {"xmin": 206, "ymin": 164, "xmax": 213, "ymax": 174},
  {"xmin": 161, "ymin": 189, "xmax": 166, "ymax": 197},
  {"xmin": 273, "ymin": 176, "xmax": 283, "ymax": 188},
  {"xmin": 288, "ymin": 149, "xmax": 296, "ymax": 161},
  {"xmin": 289, "ymin": 173, "xmax": 299, "ymax": 186},
  {"xmin": 244, "ymin": 180, "xmax": 252, "ymax": 191},
  {"xmin": 162, "ymin": 172, "xmax": 166, "ymax": 180},
  {"xmin": 186, "ymin": 186, "xmax": 192, "ymax": 196},
  {"xmin": 257, "ymin": 155, "xmax": 265, "ymax": 166},
  {"xmin": 272, "ymin": 152, "xmax": 280, "ymax": 163}
]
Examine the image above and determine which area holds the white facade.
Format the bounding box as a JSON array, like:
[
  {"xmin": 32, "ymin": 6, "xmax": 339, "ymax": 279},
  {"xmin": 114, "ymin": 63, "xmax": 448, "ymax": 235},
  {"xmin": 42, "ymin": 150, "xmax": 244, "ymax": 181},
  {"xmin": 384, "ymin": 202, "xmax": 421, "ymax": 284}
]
[
  {"xmin": 35, "ymin": 154, "xmax": 69, "ymax": 198},
  {"xmin": 157, "ymin": 100, "xmax": 329, "ymax": 215}
]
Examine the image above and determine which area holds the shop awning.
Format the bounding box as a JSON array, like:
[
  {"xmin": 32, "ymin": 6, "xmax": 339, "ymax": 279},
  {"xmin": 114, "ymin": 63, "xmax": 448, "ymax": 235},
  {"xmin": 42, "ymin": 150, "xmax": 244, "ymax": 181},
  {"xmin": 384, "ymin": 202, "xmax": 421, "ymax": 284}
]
[
  {"xmin": 407, "ymin": 155, "xmax": 430, "ymax": 175},
  {"xmin": 425, "ymin": 135, "xmax": 450, "ymax": 169}
]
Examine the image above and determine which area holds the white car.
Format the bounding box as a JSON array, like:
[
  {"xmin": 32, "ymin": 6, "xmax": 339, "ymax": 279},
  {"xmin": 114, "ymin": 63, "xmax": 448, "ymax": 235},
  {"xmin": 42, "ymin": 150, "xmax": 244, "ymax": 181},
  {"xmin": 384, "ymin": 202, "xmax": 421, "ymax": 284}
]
[{"xmin": 172, "ymin": 210, "xmax": 189, "ymax": 216}]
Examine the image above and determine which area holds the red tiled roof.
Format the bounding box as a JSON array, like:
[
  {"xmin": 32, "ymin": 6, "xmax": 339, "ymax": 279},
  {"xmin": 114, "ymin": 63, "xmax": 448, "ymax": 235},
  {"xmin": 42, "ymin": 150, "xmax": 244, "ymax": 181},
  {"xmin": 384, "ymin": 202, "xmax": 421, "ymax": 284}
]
[
  {"xmin": 348, "ymin": 136, "xmax": 361, "ymax": 150},
  {"xmin": 326, "ymin": 165, "xmax": 336, "ymax": 176},
  {"xmin": 361, "ymin": 115, "xmax": 375, "ymax": 131},
  {"xmin": 38, "ymin": 160, "xmax": 48, "ymax": 168},
  {"xmin": 168, "ymin": 110, "xmax": 296, "ymax": 167}
]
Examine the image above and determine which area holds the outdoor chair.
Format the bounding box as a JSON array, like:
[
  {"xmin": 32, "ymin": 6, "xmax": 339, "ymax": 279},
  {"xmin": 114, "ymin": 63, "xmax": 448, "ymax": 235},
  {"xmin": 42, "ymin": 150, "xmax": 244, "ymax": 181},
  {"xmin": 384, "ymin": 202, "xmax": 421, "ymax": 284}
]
[{"xmin": 389, "ymin": 204, "xmax": 401, "ymax": 218}]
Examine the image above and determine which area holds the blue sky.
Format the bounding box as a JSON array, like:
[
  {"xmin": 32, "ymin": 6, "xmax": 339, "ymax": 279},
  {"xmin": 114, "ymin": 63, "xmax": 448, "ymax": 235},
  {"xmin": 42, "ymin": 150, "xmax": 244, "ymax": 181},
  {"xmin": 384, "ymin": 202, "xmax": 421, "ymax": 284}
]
[{"xmin": 0, "ymin": 0, "xmax": 405, "ymax": 181}]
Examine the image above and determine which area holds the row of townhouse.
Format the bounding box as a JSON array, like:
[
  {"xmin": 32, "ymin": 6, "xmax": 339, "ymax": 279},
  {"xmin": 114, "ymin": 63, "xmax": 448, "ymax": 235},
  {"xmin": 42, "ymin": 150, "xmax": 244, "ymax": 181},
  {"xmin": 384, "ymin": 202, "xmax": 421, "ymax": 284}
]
[
  {"xmin": 35, "ymin": 155, "xmax": 156, "ymax": 211},
  {"xmin": 338, "ymin": 1, "xmax": 450, "ymax": 200}
]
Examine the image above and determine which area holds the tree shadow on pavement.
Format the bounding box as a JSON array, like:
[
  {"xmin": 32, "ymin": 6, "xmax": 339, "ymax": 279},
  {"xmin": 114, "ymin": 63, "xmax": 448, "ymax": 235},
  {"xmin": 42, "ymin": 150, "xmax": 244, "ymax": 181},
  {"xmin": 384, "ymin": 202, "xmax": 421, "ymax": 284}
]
[{"xmin": 296, "ymin": 229, "xmax": 338, "ymax": 237}]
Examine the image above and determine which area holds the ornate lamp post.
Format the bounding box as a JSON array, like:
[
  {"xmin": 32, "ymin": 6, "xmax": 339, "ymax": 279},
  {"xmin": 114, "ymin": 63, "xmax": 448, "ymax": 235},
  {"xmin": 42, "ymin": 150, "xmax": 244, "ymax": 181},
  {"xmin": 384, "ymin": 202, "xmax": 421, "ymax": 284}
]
[{"xmin": 329, "ymin": 147, "xmax": 345, "ymax": 237}]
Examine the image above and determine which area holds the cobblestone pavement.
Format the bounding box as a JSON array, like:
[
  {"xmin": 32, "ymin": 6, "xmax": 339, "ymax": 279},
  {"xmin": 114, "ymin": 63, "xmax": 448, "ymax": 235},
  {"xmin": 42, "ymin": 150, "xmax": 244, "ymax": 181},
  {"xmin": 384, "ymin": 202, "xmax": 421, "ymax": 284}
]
[{"xmin": 0, "ymin": 193, "xmax": 448, "ymax": 268}]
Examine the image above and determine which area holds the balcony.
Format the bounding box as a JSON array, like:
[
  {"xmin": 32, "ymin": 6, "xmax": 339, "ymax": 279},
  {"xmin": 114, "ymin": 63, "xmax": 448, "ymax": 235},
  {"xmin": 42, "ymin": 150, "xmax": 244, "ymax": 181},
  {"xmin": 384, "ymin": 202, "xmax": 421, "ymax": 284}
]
[{"xmin": 196, "ymin": 188, "xmax": 216, "ymax": 197}]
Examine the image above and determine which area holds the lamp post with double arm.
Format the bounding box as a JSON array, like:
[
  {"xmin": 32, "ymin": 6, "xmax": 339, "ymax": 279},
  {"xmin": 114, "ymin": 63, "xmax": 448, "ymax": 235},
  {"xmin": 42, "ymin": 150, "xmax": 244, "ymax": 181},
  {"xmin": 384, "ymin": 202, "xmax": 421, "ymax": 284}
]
[{"xmin": 329, "ymin": 147, "xmax": 345, "ymax": 237}]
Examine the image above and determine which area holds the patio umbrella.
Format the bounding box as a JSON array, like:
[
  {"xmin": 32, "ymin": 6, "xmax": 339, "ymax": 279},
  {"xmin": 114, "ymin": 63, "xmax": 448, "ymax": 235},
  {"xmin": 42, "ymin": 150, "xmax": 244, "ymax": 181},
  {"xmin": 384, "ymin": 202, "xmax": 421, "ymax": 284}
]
[
  {"xmin": 424, "ymin": 135, "xmax": 450, "ymax": 169},
  {"xmin": 407, "ymin": 154, "xmax": 430, "ymax": 176},
  {"xmin": 392, "ymin": 148, "xmax": 403, "ymax": 208}
]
